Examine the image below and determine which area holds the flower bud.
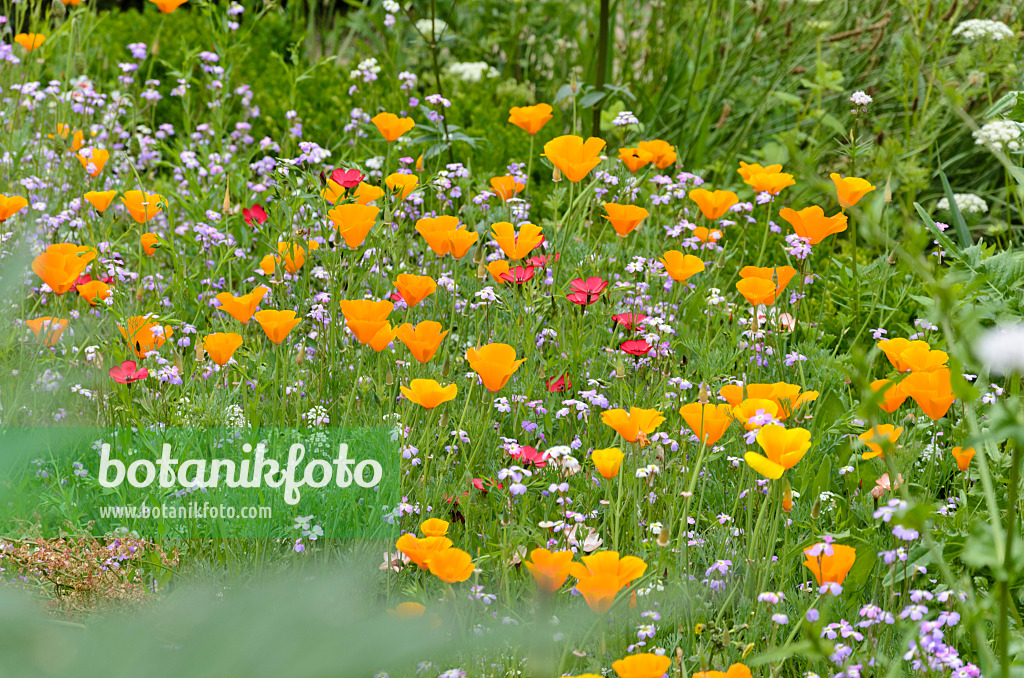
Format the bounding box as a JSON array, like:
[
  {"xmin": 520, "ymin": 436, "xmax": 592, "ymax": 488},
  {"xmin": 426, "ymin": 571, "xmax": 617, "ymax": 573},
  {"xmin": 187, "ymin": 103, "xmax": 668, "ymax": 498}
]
[{"xmin": 51, "ymin": 0, "xmax": 66, "ymax": 20}]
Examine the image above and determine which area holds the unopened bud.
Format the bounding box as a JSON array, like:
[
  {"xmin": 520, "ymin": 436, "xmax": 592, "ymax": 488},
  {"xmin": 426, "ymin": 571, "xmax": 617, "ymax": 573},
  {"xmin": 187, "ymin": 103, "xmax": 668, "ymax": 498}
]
[
  {"xmin": 385, "ymin": 369, "xmax": 393, "ymax": 386},
  {"xmin": 129, "ymin": 135, "xmax": 142, "ymax": 156},
  {"xmin": 698, "ymin": 382, "xmax": 709, "ymax": 404},
  {"xmin": 657, "ymin": 527, "xmax": 670, "ymax": 547},
  {"xmin": 73, "ymin": 53, "xmax": 87, "ymax": 76},
  {"xmin": 51, "ymin": 0, "xmax": 66, "ymax": 20},
  {"xmin": 552, "ymin": 166, "xmax": 562, "ymax": 183}
]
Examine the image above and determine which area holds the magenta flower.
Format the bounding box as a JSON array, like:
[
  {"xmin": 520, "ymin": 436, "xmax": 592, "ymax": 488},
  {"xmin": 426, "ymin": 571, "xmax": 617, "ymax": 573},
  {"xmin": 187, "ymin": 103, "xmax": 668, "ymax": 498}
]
[
  {"xmin": 330, "ymin": 168, "xmax": 366, "ymax": 188},
  {"xmin": 612, "ymin": 312, "xmax": 647, "ymax": 331},
  {"xmin": 500, "ymin": 265, "xmax": 535, "ymax": 285},
  {"xmin": 242, "ymin": 204, "xmax": 267, "ymax": 226},
  {"xmin": 109, "ymin": 360, "xmax": 149, "ymax": 385},
  {"xmin": 567, "ymin": 277, "xmax": 608, "ymax": 305}
]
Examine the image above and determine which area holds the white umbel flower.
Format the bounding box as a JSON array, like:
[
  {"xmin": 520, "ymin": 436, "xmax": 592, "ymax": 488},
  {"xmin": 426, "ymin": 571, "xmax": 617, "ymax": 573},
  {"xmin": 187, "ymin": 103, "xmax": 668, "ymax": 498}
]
[
  {"xmin": 951, "ymin": 19, "xmax": 1015, "ymax": 43},
  {"xmin": 973, "ymin": 120, "xmax": 1023, "ymax": 153},
  {"xmin": 936, "ymin": 193, "xmax": 988, "ymax": 215}
]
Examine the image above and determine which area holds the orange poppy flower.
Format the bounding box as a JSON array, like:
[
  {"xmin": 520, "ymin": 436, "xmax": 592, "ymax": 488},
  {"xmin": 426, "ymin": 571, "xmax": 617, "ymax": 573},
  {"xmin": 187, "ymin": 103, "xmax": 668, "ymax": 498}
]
[
  {"xmin": 591, "ymin": 447, "xmax": 625, "ymax": 479},
  {"xmin": 121, "ymin": 190, "xmax": 164, "ymax": 224},
  {"xmin": 736, "ymin": 277, "xmax": 778, "ymax": 306},
  {"xmin": 830, "ymin": 173, "xmax": 875, "ymax": 209},
  {"xmin": 779, "ymin": 206, "xmax": 848, "ymax": 245},
  {"xmin": 76, "ymin": 280, "xmax": 111, "ymax": 305},
  {"xmin": 870, "ymin": 379, "xmax": 908, "ymax": 413},
  {"xmin": 425, "ymin": 547, "xmax": 475, "ymax": 583},
  {"xmin": 148, "ymin": 0, "xmax": 188, "ymax": 11},
  {"xmin": 637, "ymin": 140, "xmax": 677, "ymax": 169},
  {"xmin": 420, "ymin": 518, "xmax": 449, "ymax": 537},
  {"xmin": 601, "ymin": 407, "xmax": 665, "ymax": 443},
  {"xmin": 603, "ymin": 203, "xmax": 650, "ymax": 237},
  {"xmin": 689, "ymin": 188, "xmax": 739, "ymax": 220},
  {"xmin": 140, "ymin": 232, "xmax": 159, "ymax": 256},
  {"xmin": 737, "ymin": 161, "xmax": 782, "ymax": 181},
  {"xmin": 693, "ymin": 664, "xmax": 753, "ymax": 678},
  {"xmin": 613, "ymin": 653, "xmax": 672, "ymax": 678},
  {"xmin": 745, "ymin": 424, "xmax": 811, "ymax": 479},
  {"xmin": 118, "ymin": 316, "xmax": 173, "ymax": 357},
  {"xmin": 508, "ymin": 103, "xmax": 553, "ymax": 135},
  {"xmin": 416, "ymin": 215, "xmax": 460, "ymax": 256},
  {"xmin": 744, "ymin": 170, "xmax": 795, "ymax": 195},
  {"xmin": 203, "ymin": 333, "xmax": 243, "ymax": 366},
  {"xmin": 731, "ymin": 398, "xmax": 779, "ymax": 430},
  {"xmin": 491, "ymin": 221, "xmax": 544, "ymax": 260},
  {"xmin": 328, "ymin": 203, "xmax": 379, "ymax": 248},
  {"xmin": 0, "ymin": 194, "xmax": 29, "ymax": 222},
  {"xmin": 803, "ymin": 543, "xmax": 856, "ymax": 589},
  {"xmin": 490, "ymin": 176, "xmax": 525, "ymax": 201},
  {"xmin": 618, "ymin": 147, "xmax": 654, "ymax": 172},
  {"xmin": 355, "ymin": 182, "xmax": 385, "ymax": 205},
  {"xmin": 371, "ymin": 112, "xmax": 415, "ymax": 142},
  {"xmin": 26, "ymin": 317, "xmax": 68, "ymax": 346},
  {"xmin": 393, "ymin": 274, "xmax": 437, "ymax": 308},
  {"xmin": 396, "ymin": 320, "xmax": 449, "ymax": 363},
  {"xmin": 395, "ymin": 533, "xmax": 453, "ymax": 569},
  {"xmin": 951, "ymin": 446, "xmax": 975, "ymax": 471},
  {"xmin": 448, "ymin": 228, "xmax": 479, "ymax": 259},
  {"xmin": 84, "ymin": 190, "xmax": 117, "ymax": 213},
  {"xmin": 400, "ymin": 379, "xmax": 458, "ymax": 409},
  {"xmin": 320, "ymin": 179, "xmax": 346, "ymax": 204},
  {"xmin": 466, "ymin": 343, "xmax": 526, "ymax": 392},
  {"xmin": 339, "ymin": 299, "xmax": 393, "ymax": 344},
  {"xmin": 693, "ymin": 226, "xmax": 723, "ymax": 243},
  {"xmin": 253, "ymin": 309, "xmax": 302, "ymax": 344},
  {"xmin": 739, "ymin": 265, "xmax": 798, "ymax": 291},
  {"xmin": 877, "ymin": 338, "xmax": 947, "ymax": 373},
  {"xmin": 367, "ymin": 322, "xmax": 398, "ymax": 352},
  {"xmin": 14, "ymin": 33, "xmax": 46, "ymax": 51},
  {"xmin": 679, "ymin": 402, "xmax": 732, "ymax": 446},
  {"xmin": 573, "ymin": 572, "xmax": 623, "ymax": 614},
  {"xmin": 858, "ymin": 424, "xmax": 903, "ymax": 460},
  {"xmin": 659, "ymin": 251, "xmax": 705, "ymax": 282},
  {"xmin": 486, "ymin": 260, "xmax": 511, "ymax": 284},
  {"xmin": 525, "ymin": 548, "xmax": 575, "ymax": 593},
  {"xmin": 719, "ymin": 382, "xmax": 818, "ymax": 419},
  {"xmin": 385, "ymin": 173, "xmax": 418, "ymax": 200},
  {"xmin": 216, "ymin": 286, "xmax": 269, "ymax": 324},
  {"xmin": 543, "ymin": 135, "xmax": 606, "ymax": 183},
  {"xmin": 276, "ymin": 241, "xmax": 312, "ymax": 274},
  {"xmin": 32, "ymin": 243, "xmax": 96, "ymax": 294},
  {"xmin": 389, "ymin": 602, "xmax": 426, "ymax": 618},
  {"xmin": 570, "ymin": 550, "xmax": 647, "ymax": 588},
  {"xmin": 901, "ymin": 368, "xmax": 956, "ymax": 420},
  {"xmin": 77, "ymin": 149, "xmax": 109, "ymax": 177},
  {"xmin": 259, "ymin": 254, "xmax": 277, "ymax": 275}
]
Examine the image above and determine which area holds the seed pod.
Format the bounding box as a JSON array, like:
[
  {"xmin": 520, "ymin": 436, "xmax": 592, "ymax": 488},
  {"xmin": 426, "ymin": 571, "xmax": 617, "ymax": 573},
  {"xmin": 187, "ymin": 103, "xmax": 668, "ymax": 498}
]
[
  {"xmin": 51, "ymin": 0, "xmax": 66, "ymax": 20},
  {"xmin": 657, "ymin": 526, "xmax": 670, "ymax": 547},
  {"xmin": 73, "ymin": 53, "xmax": 87, "ymax": 76},
  {"xmin": 129, "ymin": 135, "xmax": 142, "ymax": 156},
  {"xmin": 385, "ymin": 369, "xmax": 393, "ymax": 386}
]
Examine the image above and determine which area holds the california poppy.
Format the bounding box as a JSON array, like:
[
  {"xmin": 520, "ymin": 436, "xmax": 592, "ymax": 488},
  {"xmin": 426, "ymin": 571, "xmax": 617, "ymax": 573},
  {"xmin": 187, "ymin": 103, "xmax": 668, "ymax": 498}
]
[
  {"xmin": 601, "ymin": 407, "xmax": 665, "ymax": 443},
  {"xmin": 396, "ymin": 321, "xmax": 449, "ymax": 363},
  {"xmin": 779, "ymin": 206, "xmax": 848, "ymax": 245},
  {"xmin": 448, "ymin": 228, "xmax": 479, "ymax": 259},
  {"xmin": 367, "ymin": 322, "xmax": 398, "ymax": 352},
  {"xmin": 693, "ymin": 226, "xmax": 723, "ymax": 244},
  {"xmin": 395, "ymin": 533, "xmax": 453, "ymax": 569},
  {"xmin": 603, "ymin": 203, "xmax": 649, "ymax": 237},
  {"xmin": 543, "ymin": 135, "xmax": 606, "ymax": 183},
  {"xmin": 84, "ymin": 191, "xmax": 116, "ymax": 213},
  {"xmin": 491, "ymin": 221, "xmax": 544, "ymax": 260},
  {"xmin": 737, "ymin": 161, "xmax": 782, "ymax": 181},
  {"xmin": 486, "ymin": 260, "xmax": 511, "ymax": 285},
  {"xmin": 148, "ymin": 0, "xmax": 188, "ymax": 11},
  {"xmin": 739, "ymin": 265, "xmax": 798, "ymax": 291},
  {"xmin": 744, "ymin": 169, "xmax": 795, "ymax": 195},
  {"xmin": 508, "ymin": 103, "xmax": 553, "ymax": 135},
  {"xmin": 524, "ymin": 548, "xmax": 575, "ymax": 593},
  {"xmin": 637, "ymin": 140, "xmax": 677, "ymax": 169},
  {"xmin": 26, "ymin": 317, "xmax": 68, "ymax": 346},
  {"xmin": 618, "ymin": 147, "xmax": 653, "ymax": 173},
  {"xmin": 416, "ymin": 215, "xmax": 460, "ymax": 256},
  {"xmin": 570, "ymin": 551, "xmax": 647, "ymax": 613},
  {"xmin": 118, "ymin": 316, "xmax": 173, "ymax": 357},
  {"xmin": 830, "ymin": 173, "xmax": 876, "ymax": 209},
  {"xmin": 731, "ymin": 398, "xmax": 779, "ymax": 430},
  {"xmin": 371, "ymin": 112, "xmax": 415, "ymax": 142},
  {"xmin": 401, "ymin": 379, "xmax": 458, "ymax": 409},
  {"xmin": 77, "ymin": 280, "xmax": 111, "ymax": 305},
  {"xmin": 719, "ymin": 382, "xmax": 817, "ymax": 420},
  {"xmin": 490, "ymin": 176, "xmax": 525, "ymax": 201},
  {"xmin": 0, "ymin": 195, "xmax": 28, "ymax": 222},
  {"xmin": 745, "ymin": 425, "xmax": 811, "ymax": 479},
  {"xmin": 567, "ymin": 277, "xmax": 608, "ymax": 305},
  {"xmin": 591, "ymin": 447, "xmax": 624, "ymax": 479},
  {"xmin": 689, "ymin": 189, "xmax": 739, "ymax": 220},
  {"xmin": 328, "ymin": 203, "xmax": 379, "ymax": 248},
  {"xmin": 140, "ymin": 232, "xmax": 159, "ymax": 256},
  {"xmin": 425, "ymin": 547, "xmax": 475, "ymax": 583},
  {"xmin": 385, "ymin": 173, "xmax": 418, "ymax": 200},
  {"xmin": 14, "ymin": 33, "xmax": 46, "ymax": 51},
  {"xmin": 465, "ymin": 343, "xmax": 525, "ymax": 392},
  {"xmin": 276, "ymin": 241, "xmax": 311, "ymax": 274},
  {"xmin": 901, "ymin": 368, "xmax": 956, "ymax": 420},
  {"xmin": 803, "ymin": 543, "xmax": 856, "ymax": 592},
  {"xmin": 858, "ymin": 424, "xmax": 903, "ymax": 460},
  {"xmin": 393, "ymin": 274, "xmax": 437, "ymax": 308},
  {"xmin": 736, "ymin": 277, "xmax": 779, "ymax": 307},
  {"xmin": 203, "ymin": 333, "xmax": 243, "ymax": 366},
  {"xmin": 660, "ymin": 251, "xmax": 705, "ymax": 282},
  {"xmin": 612, "ymin": 653, "xmax": 672, "ymax": 678},
  {"xmin": 420, "ymin": 518, "xmax": 449, "ymax": 537},
  {"xmin": 253, "ymin": 309, "xmax": 302, "ymax": 344},
  {"xmin": 121, "ymin": 190, "xmax": 164, "ymax": 224},
  {"xmin": 355, "ymin": 182, "xmax": 385, "ymax": 205},
  {"xmin": 877, "ymin": 338, "xmax": 947, "ymax": 373},
  {"xmin": 321, "ymin": 179, "xmax": 348, "ymax": 204},
  {"xmin": 77, "ymin": 149, "xmax": 109, "ymax": 177},
  {"xmin": 693, "ymin": 663, "xmax": 753, "ymax": 678},
  {"xmin": 870, "ymin": 379, "xmax": 908, "ymax": 413},
  {"xmin": 951, "ymin": 446, "xmax": 975, "ymax": 471},
  {"xmin": 339, "ymin": 299, "xmax": 394, "ymax": 344},
  {"xmin": 32, "ymin": 244, "xmax": 95, "ymax": 295},
  {"xmin": 216, "ymin": 287, "xmax": 269, "ymax": 324},
  {"xmin": 679, "ymin": 402, "xmax": 732, "ymax": 446}
]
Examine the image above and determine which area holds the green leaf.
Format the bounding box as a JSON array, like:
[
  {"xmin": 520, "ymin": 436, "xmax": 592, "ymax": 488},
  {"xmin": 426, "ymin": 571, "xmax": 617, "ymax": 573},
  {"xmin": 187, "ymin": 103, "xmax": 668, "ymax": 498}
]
[
  {"xmin": 578, "ymin": 91, "xmax": 606, "ymax": 109},
  {"xmin": 1008, "ymin": 92, "xmax": 1024, "ymax": 122},
  {"xmin": 938, "ymin": 166, "xmax": 973, "ymax": 249}
]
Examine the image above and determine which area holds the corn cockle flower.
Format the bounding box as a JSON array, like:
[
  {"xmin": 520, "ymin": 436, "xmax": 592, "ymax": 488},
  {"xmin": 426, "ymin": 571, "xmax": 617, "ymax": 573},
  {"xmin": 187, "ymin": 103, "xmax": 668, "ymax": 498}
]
[
  {"xmin": 340, "ymin": 299, "xmax": 394, "ymax": 344},
  {"xmin": 566, "ymin": 277, "xmax": 608, "ymax": 305},
  {"xmin": 396, "ymin": 321, "xmax": 449, "ymax": 363},
  {"xmin": 603, "ymin": 203, "xmax": 650, "ymax": 237},
  {"xmin": 328, "ymin": 203, "xmax": 379, "ymax": 248},
  {"xmin": 253, "ymin": 310, "xmax": 301, "ymax": 344},
  {"xmin": 679, "ymin": 402, "xmax": 732, "ymax": 446},
  {"xmin": 508, "ymin": 103, "xmax": 553, "ymax": 135},
  {"xmin": 32, "ymin": 244, "xmax": 96, "ymax": 295},
  {"xmin": 830, "ymin": 173, "xmax": 876, "ymax": 209},
  {"xmin": 216, "ymin": 287, "xmax": 269, "ymax": 324},
  {"xmin": 591, "ymin": 447, "xmax": 624, "ymax": 479},
  {"xmin": 803, "ymin": 543, "xmax": 856, "ymax": 594},
  {"xmin": 425, "ymin": 547, "xmax": 475, "ymax": 583},
  {"xmin": 121, "ymin": 190, "xmax": 165, "ymax": 224},
  {"xmin": 612, "ymin": 312, "xmax": 647, "ymax": 331},
  {"xmin": 203, "ymin": 333, "xmax": 243, "ymax": 366},
  {"xmin": 524, "ymin": 548, "xmax": 575, "ymax": 593},
  {"xmin": 612, "ymin": 653, "xmax": 672, "ymax": 678},
  {"xmin": 0, "ymin": 195, "xmax": 28, "ymax": 222},
  {"xmin": 601, "ymin": 407, "xmax": 665, "ymax": 443},
  {"xmin": 543, "ymin": 135, "xmax": 606, "ymax": 183},
  {"xmin": 660, "ymin": 251, "xmax": 705, "ymax": 282},
  {"xmin": 779, "ymin": 206, "xmax": 848, "ymax": 245},
  {"xmin": 393, "ymin": 274, "xmax": 437, "ymax": 307},
  {"xmin": 27, "ymin": 317, "xmax": 68, "ymax": 347},
  {"xmin": 491, "ymin": 221, "xmax": 544, "ymax": 260},
  {"xmin": 500, "ymin": 265, "xmax": 535, "ymax": 285},
  {"xmin": 688, "ymin": 188, "xmax": 739, "ymax": 220},
  {"xmin": 620, "ymin": 339, "xmax": 652, "ymax": 356},
  {"xmin": 466, "ymin": 343, "xmax": 526, "ymax": 392},
  {"xmin": 637, "ymin": 139, "xmax": 677, "ymax": 169},
  {"xmin": 84, "ymin": 191, "xmax": 117, "ymax": 213},
  {"xmin": 490, "ymin": 176, "xmax": 525, "ymax": 201},
  {"xmin": 242, "ymin": 204, "xmax": 267, "ymax": 226},
  {"xmin": 119, "ymin": 316, "xmax": 174, "ymax": 357},
  {"xmin": 744, "ymin": 425, "xmax": 811, "ymax": 479},
  {"xmin": 109, "ymin": 360, "xmax": 148, "ymax": 385},
  {"xmin": 400, "ymin": 379, "xmax": 458, "ymax": 409},
  {"xmin": 371, "ymin": 112, "xmax": 415, "ymax": 142}
]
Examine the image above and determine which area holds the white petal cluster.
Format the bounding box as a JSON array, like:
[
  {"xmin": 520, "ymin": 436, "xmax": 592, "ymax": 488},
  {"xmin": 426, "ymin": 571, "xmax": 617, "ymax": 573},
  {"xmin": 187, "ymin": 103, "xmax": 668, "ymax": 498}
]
[
  {"xmin": 936, "ymin": 193, "xmax": 988, "ymax": 215},
  {"xmin": 972, "ymin": 120, "xmax": 1023, "ymax": 153},
  {"xmin": 951, "ymin": 19, "xmax": 1015, "ymax": 43}
]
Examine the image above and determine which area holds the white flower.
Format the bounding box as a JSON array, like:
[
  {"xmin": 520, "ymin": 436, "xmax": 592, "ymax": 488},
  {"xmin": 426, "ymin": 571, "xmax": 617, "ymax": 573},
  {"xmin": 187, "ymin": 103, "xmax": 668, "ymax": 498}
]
[
  {"xmin": 951, "ymin": 19, "xmax": 1015, "ymax": 43},
  {"xmin": 936, "ymin": 193, "xmax": 988, "ymax": 215},
  {"xmin": 850, "ymin": 91, "xmax": 872, "ymax": 106},
  {"xmin": 975, "ymin": 324, "xmax": 1024, "ymax": 375},
  {"xmin": 447, "ymin": 61, "xmax": 498, "ymax": 82},
  {"xmin": 382, "ymin": 0, "xmax": 400, "ymax": 12},
  {"xmin": 972, "ymin": 120, "xmax": 1023, "ymax": 153},
  {"xmin": 415, "ymin": 18, "xmax": 447, "ymax": 38}
]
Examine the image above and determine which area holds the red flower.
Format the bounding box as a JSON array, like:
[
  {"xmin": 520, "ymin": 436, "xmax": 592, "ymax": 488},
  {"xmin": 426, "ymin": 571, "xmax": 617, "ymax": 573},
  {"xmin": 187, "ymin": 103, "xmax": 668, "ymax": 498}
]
[
  {"xmin": 71, "ymin": 272, "xmax": 113, "ymax": 293},
  {"xmin": 527, "ymin": 253, "xmax": 560, "ymax": 267},
  {"xmin": 620, "ymin": 339, "xmax": 652, "ymax": 356},
  {"xmin": 546, "ymin": 373, "xmax": 572, "ymax": 392},
  {"xmin": 567, "ymin": 276, "xmax": 609, "ymax": 306},
  {"xmin": 109, "ymin": 360, "xmax": 148, "ymax": 384},
  {"xmin": 243, "ymin": 204, "xmax": 267, "ymax": 226},
  {"xmin": 500, "ymin": 265, "xmax": 535, "ymax": 284},
  {"xmin": 509, "ymin": 445, "xmax": 548, "ymax": 468},
  {"xmin": 472, "ymin": 477, "xmax": 504, "ymax": 493},
  {"xmin": 331, "ymin": 168, "xmax": 365, "ymax": 188},
  {"xmin": 612, "ymin": 312, "xmax": 647, "ymax": 331}
]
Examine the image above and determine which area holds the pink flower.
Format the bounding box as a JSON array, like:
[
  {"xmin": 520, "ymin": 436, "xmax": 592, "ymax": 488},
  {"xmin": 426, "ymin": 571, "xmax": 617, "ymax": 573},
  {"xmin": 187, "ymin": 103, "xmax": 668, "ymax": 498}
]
[
  {"xmin": 567, "ymin": 276, "xmax": 609, "ymax": 305},
  {"xmin": 612, "ymin": 312, "xmax": 647, "ymax": 331},
  {"xmin": 109, "ymin": 360, "xmax": 148, "ymax": 385},
  {"xmin": 500, "ymin": 265, "xmax": 535, "ymax": 285},
  {"xmin": 330, "ymin": 168, "xmax": 366, "ymax": 188}
]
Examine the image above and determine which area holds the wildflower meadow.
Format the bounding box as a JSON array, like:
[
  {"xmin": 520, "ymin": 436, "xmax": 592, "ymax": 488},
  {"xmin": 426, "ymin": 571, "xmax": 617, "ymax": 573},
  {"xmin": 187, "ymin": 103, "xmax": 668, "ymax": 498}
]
[{"xmin": 1, "ymin": 0, "xmax": 1024, "ymax": 677}]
